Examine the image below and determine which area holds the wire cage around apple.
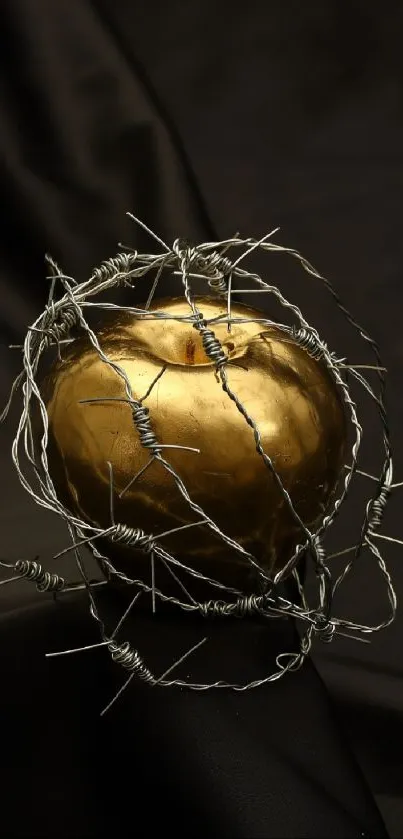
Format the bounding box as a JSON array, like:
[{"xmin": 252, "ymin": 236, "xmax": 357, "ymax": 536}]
[{"xmin": 1, "ymin": 215, "xmax": 399, "ymax": 713}]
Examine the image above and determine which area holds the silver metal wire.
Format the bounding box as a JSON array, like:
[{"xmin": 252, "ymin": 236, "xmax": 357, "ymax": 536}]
[
  {"xmin": 1, "ymin": 214, "xmax": 399, "ymax": 714},
  {"xmin": 0, "ymin": 557, "xmax": 65, "ymax": 592}
]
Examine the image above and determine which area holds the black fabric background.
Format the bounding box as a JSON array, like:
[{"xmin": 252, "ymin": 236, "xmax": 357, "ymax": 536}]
[{"xmin": 1, "ymin": 1, "xmax": 403, "ymax": 836}]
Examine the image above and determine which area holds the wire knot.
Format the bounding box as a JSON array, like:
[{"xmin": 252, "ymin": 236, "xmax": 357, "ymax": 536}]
[
  {"xmin": 172, "ymin": 238, "xmax": 195, "ymax": 260},
  {"xmin": 15, "ymin": 559, "xmax": 65, "ymax": 592},
  {"xmin": 92, "ymin": 252, "xmax": 138, "ymax": 287},
  {"xmin": 192, "ymin": 315, "xmax": 227, "ymax": 369},
  {"xmin": 131, "ymin": 402, "xmax": 162, "ymax": 454},
  {"xmin": 314, "ymin": 614, "xmax": 335, "ymax": 643},
  {"xmin": 368, "ymin": 484, "xmax": 391, "ymax": 534},
  {"xmin": 292, "ymin": 326, "xmax": 325, "ymax": 361},
  {"xmin": 107, "ymin": 640, "xmax": 155, "ymax": 683},
  {"xmin": 40, "ymin": 303, "xmax": 78, "ymax": 348},
  {"xmin": 111, "ymin": 524, "xmax": 155, "ymax": 553},
  {"xmin": 199, "ymin": 594, "xmax": 265, "ymax": 618},
  {"xmin": 193, "ymin": 250, "xmax": 233, "ymax": 293}
]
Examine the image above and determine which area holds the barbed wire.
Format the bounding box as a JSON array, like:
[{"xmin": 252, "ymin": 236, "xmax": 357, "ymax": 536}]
[{"xmin": 1, "ymin": 213, "xmax": 399, "ymax": 715}]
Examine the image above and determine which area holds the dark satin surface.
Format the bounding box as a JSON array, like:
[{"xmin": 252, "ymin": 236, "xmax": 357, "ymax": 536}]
[
  {"xmin": 0, "ymin": 590, "xmax": 388, "ymax": 838},
  {"xmin": 1, "ymin": 1, "xmax": 402, "ymax": 835}
]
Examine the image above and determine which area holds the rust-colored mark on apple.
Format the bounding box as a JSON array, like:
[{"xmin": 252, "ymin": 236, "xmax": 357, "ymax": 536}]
[{"xmin": 185, "ymin": 337, "xmax": 196, "ymax": 365}]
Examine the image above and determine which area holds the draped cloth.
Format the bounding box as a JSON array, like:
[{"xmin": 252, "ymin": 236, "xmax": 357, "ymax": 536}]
[{"xmin": 2, "ymin": 1, "xmax": 402, "ymax": 834}]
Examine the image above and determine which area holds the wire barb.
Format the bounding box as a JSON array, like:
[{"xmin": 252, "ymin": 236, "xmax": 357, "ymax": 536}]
[{"xmin": 0, "ymin": 558, "xmax": 65, "ymax": 592}]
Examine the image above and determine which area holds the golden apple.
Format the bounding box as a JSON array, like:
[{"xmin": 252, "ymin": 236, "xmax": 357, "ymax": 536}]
[{"xmin": 40, "ymin": 297, "xmax": 347, "ymax": 594}]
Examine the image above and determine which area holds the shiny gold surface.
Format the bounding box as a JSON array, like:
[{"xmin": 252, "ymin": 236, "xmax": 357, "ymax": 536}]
[{"xmin": 41, "ymin": 297, "xmax": 347, "ymax": 588}]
